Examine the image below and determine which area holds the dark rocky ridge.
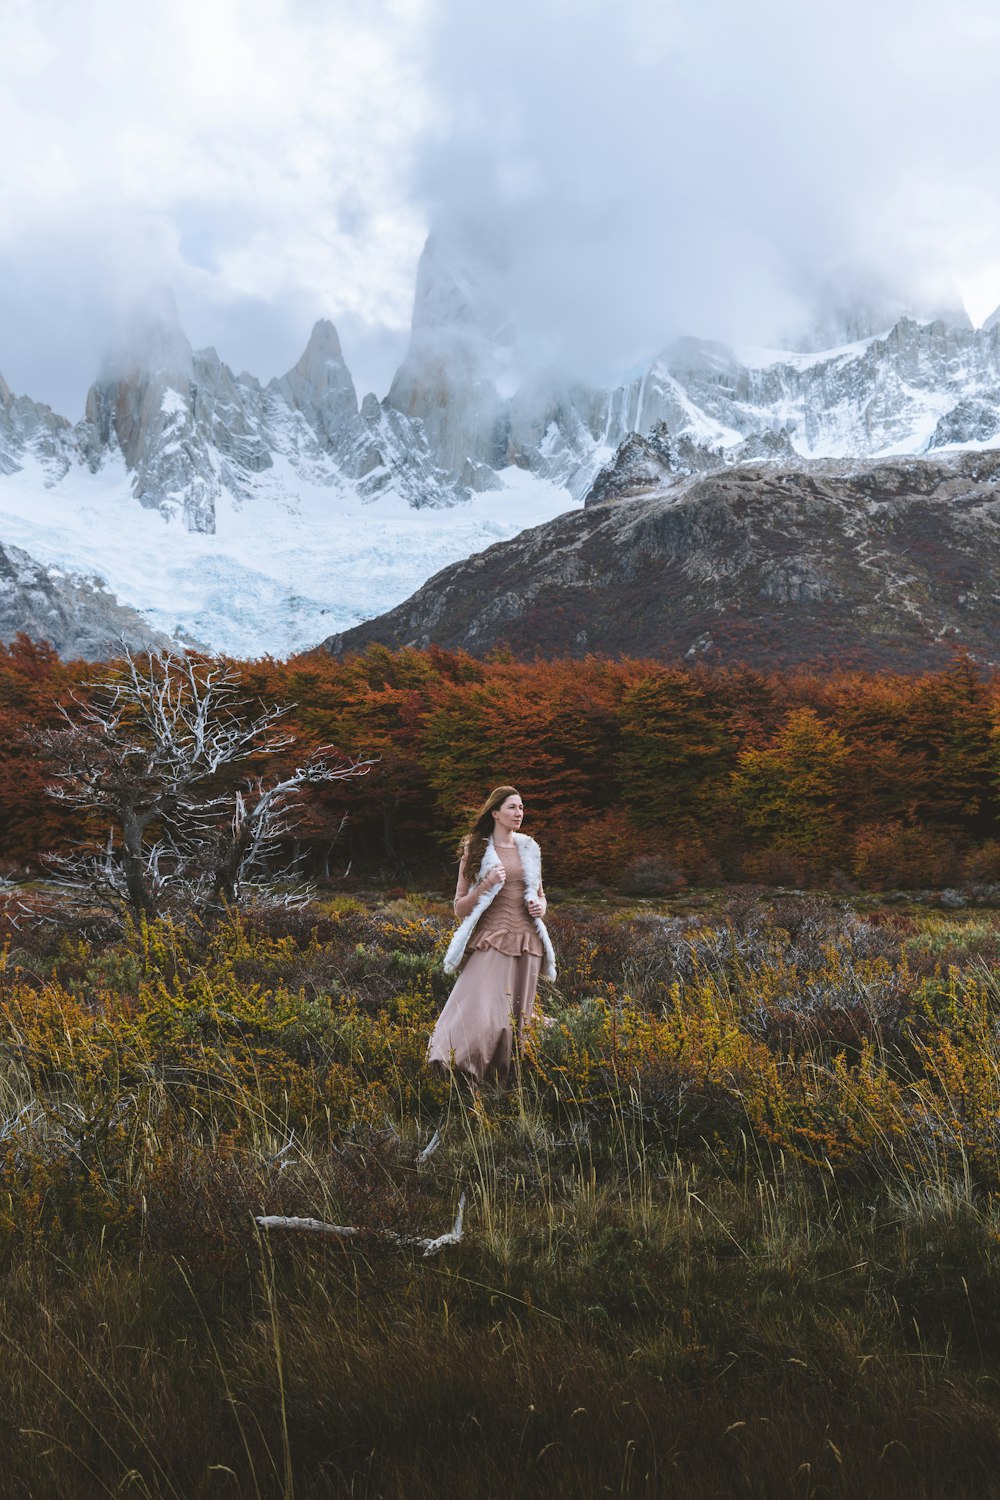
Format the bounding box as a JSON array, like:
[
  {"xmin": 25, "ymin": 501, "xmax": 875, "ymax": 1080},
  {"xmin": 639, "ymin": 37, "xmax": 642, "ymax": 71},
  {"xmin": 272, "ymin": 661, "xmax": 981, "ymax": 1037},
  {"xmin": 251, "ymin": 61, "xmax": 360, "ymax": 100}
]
[{"xmin": 321, "ymin": 448, "xmax": 1000, "ymax": 672}]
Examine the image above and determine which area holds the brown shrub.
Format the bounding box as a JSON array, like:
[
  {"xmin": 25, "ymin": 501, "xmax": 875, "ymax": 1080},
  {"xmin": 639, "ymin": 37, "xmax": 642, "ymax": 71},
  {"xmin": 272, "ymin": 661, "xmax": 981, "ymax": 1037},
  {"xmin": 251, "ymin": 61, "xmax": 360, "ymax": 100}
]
[
  {"xmin": 618, "ymin": 854, "xmax": 685, "ymax": 896},
  {"xmin": 963, "ymin": 840, "xmax": 1000, "ymax": 886},
  {"xmin": 742, "ymin": 847, "xmax": 823, "ymax": 888},
  {"xmin": 851, "ymin": 822, "xmax": 960, "ymax": 890}
]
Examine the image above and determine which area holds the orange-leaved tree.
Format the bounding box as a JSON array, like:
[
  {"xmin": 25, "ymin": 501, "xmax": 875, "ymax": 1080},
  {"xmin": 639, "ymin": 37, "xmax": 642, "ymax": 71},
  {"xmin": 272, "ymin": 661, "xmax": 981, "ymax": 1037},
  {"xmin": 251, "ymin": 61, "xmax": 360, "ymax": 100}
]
[{"xmin": 731, "ymin": 706, "xmax": 849, "ymax": 864}]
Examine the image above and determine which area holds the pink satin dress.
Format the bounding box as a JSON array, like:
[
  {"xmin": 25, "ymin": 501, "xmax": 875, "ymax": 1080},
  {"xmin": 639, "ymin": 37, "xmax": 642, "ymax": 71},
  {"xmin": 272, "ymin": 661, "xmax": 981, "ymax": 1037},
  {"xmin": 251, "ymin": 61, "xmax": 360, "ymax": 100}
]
[{"xmin": 428, "ymin": 842, "xmax": 544, "ymax": 1083}]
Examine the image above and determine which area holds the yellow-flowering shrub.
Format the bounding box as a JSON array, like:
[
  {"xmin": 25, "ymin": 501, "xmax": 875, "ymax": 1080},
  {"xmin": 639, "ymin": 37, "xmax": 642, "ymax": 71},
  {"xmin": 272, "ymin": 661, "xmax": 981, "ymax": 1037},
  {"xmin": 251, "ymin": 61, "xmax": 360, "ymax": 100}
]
[{"xmin": 4, "ymin": 894, "xmax": 1000, "ymax": 1260}]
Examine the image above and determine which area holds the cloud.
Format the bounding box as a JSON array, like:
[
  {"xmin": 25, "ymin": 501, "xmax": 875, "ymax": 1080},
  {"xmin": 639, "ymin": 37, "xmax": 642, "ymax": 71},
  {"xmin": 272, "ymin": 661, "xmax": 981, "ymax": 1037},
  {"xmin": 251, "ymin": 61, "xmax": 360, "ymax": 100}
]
[
  {"xmin": 416, "ymin": 0, "xmax": 1000, "ymax": 378},
  {"xmin": 0, "ymin": 0, "xmax": 430, "ymax": 413},
  {"xmin": 2, "ymin": 0, "xmax": 1000, "ymax": 416}
]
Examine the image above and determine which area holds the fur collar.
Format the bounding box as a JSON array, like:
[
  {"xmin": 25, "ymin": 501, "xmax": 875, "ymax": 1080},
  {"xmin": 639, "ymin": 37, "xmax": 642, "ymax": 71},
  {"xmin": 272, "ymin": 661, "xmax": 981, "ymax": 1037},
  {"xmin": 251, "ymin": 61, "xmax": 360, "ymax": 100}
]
[{"xmin": 443, "ymin": 832, "xmax": 556, "ymax": 981}]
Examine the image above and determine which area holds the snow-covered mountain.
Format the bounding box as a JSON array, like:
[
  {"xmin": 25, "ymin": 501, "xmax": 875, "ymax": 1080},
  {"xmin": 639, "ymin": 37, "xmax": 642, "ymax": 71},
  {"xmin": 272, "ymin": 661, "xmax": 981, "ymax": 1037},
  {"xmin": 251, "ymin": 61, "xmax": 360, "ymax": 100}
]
[{"xmin": 3, "ymin": 239, "xmax": 1000, "ymax": 659}]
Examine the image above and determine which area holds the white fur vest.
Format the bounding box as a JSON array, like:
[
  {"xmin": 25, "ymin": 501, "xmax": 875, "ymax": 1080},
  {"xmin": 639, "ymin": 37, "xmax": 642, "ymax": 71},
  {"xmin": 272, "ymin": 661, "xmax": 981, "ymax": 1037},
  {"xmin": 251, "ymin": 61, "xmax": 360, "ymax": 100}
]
[{"xmin": 443, "ymin": 832, "xmax": 556, "ymax": 982}]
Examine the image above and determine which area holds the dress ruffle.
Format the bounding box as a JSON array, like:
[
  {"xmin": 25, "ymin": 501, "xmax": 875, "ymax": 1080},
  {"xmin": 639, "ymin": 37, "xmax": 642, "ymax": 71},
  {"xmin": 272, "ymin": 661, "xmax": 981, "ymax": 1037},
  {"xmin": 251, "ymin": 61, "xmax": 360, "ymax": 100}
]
[
  {"xmin": 465, "ymin": 842, "xmax": 543, "ymax": 960},
  {"xmin": 469, "ymin": 927, "xmax": 544, "ymax": 959}
]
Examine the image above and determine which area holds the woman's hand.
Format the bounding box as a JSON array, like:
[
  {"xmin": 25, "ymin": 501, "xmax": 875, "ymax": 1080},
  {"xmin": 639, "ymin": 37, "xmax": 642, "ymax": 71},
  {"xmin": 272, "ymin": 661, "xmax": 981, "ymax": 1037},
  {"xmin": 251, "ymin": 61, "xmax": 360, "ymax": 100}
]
[
  {"xmin": 527, "ymin": 894, "xmax": 546, "ymax": 918},
  {"xmin": 485, "ymin": 865, "xmax": 507, "ymax": 890}
]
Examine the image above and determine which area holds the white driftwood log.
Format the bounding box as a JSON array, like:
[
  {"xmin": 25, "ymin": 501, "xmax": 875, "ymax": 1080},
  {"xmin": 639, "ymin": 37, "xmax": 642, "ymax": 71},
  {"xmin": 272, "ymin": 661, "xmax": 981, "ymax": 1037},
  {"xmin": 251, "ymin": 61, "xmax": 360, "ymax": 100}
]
[{"xmin": 256, "ymin": 1191, "xmax": 465, "ymax": 1258}]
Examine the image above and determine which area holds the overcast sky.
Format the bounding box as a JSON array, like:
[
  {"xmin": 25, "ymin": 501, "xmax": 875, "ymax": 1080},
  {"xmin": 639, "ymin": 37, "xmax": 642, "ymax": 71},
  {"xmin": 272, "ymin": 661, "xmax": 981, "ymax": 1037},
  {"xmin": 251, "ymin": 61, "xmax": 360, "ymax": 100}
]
[{"xmin": 3, "ymin": 0, "xmax": 1000, "ymax": 415}]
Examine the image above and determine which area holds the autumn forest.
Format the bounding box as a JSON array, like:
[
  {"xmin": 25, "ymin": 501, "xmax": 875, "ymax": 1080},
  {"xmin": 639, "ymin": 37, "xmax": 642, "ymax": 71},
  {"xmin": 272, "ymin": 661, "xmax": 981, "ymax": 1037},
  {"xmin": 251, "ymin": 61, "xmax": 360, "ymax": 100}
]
[{"xmin": 3, "ymin": 632, "xmax": 999, "ymax": 894}]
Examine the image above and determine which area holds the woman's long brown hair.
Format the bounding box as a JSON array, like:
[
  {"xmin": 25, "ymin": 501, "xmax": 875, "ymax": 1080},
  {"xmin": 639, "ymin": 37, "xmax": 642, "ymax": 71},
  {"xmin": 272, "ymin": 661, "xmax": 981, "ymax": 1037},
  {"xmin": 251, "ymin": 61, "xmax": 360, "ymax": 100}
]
[{"xmin": 460, "ymin": 785, "xmax": 519, "ymax": 883}]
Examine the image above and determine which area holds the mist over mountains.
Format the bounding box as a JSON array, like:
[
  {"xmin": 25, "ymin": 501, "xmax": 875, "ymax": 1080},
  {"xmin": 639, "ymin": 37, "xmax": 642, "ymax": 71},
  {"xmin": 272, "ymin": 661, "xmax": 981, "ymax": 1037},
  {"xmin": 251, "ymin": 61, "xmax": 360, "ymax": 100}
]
[{"xmin": 3, "ymin": 228, "xmax": 1000, "ymax": 660}]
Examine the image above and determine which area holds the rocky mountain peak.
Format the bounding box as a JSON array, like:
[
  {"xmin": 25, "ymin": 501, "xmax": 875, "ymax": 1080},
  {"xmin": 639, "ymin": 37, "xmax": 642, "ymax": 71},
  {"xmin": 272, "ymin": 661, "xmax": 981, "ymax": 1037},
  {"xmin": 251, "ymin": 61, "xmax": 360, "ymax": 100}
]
[
  {"xmin": 303, "ymin": 317, "xmax": 344, "ymax": 358},
  {"xmin": 585, "ymin": 425, "xmax": 679, "ymax": 507},
  {"xmin": 101, "ymin": 287, "xmax": 193, "ymax": 386},
  {"xmin": 11, "ymin": 248, "xmax": 1000, "ymax": 663},
  {"xmin": 81, "ymin": 292, "xmax": 214, "ymax": 530},
  {"xmin": 408, "ymin": 229, "xmax": 508, "ymax": 343},
  {"xmin": 585, "ymin": 424, "xmax": 801, "ymax": 508},
  {"xmin": 0, "ymin": 371, "xmax": 76, "ymax": 484},
  {"xmin": 785, "ymin": 269, "xmax": 973, "ymax": 353},
  {"xmin": 268, "ymin": 318, "xmax": 359, "ymax": 449},
  {"xmin": 321, "ymin": 450, "xmax": 1000, "ymax": 673}
]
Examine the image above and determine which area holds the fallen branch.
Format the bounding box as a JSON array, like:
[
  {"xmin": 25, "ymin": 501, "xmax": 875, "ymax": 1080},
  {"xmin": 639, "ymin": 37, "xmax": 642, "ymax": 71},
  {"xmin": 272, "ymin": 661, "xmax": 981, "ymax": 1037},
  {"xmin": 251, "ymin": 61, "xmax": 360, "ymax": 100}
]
[
  {"xmin": 416, "ymin": 1127, "xmax": 442, "ymax": 1164},
  {"xmin": 255, "ymin": 1191, "xmax": 466, "ymax": 1258}
]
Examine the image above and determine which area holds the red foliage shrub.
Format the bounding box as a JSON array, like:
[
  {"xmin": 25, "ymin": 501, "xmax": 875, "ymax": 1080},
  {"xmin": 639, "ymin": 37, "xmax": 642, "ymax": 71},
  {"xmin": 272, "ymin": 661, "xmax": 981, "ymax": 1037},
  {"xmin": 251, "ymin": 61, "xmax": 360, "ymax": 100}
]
[{"xmin": 963, "ymin": 840, "xmax": 1000, "ymax": 886}]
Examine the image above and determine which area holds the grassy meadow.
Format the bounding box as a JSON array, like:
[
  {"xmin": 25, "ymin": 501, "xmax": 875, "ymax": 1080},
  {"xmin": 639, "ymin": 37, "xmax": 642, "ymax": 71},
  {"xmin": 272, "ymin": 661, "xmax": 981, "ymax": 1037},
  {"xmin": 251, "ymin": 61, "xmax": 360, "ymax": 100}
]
[{"xmin": 4, "ymin": 886, "xmax": 1000, "ymax": 1496}]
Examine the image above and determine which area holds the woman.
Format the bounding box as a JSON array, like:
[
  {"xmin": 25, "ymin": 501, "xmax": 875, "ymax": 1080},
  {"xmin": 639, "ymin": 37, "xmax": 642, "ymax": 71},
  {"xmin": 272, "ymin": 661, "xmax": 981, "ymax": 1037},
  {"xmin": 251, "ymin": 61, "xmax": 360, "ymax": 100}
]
[{"xmin": 428, "ymin": 786, "xmax": 556, "ymax": 1085}]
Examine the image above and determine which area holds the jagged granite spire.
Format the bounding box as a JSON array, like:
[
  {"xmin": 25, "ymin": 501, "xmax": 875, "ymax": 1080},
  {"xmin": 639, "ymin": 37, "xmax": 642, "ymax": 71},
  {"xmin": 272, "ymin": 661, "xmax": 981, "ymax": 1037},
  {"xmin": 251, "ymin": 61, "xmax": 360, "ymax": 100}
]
[
  {"xmin": 268, "ymin": 318, "xmax": 359, "ymax": 450},
  {"xmin": 386, "ymin": 231, "xmax": 509, "ymax": 490},
  {"xmin": 81, "ymin": 289, "xmax": 220, "ymax": 531},
  {"xmin": 783, "ymin": 268, "xmax": 973, "ymax": 353},
  {"xmin": 0, "ymin": 371, "xmax": 76, "ymax": 483}
]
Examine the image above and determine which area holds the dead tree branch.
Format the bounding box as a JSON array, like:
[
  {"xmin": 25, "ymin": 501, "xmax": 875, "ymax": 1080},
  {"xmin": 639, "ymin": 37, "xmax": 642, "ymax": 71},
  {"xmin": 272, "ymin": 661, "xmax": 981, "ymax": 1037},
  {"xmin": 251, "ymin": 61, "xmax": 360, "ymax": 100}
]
[
  {"xmin": 255, "ymin": 1192, "xmax": 466, "ymax": 1258},
  {"xmin": 32, "ymin": 646, "xmax": 373, "ymax": 918}
]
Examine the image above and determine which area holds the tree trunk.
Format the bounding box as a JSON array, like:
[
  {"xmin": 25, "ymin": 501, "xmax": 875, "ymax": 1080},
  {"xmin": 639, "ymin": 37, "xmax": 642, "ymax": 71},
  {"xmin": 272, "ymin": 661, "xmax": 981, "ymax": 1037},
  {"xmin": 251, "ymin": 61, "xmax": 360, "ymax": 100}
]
[
  {"xmin": 121, "ymin": 813, "xmax": 157, "ymax": 917},
  {"xmin": 382, "ymin": 803, "xmax": 407, "ymax": 874}
]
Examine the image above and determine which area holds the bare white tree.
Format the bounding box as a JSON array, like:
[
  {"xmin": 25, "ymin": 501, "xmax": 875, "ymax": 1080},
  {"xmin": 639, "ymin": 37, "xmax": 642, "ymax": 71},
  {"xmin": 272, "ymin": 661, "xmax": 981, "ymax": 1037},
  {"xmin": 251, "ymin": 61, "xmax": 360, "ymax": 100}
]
[{"xmin": 34, "ymin": 647, "xmax": 372, "ymax": 918}]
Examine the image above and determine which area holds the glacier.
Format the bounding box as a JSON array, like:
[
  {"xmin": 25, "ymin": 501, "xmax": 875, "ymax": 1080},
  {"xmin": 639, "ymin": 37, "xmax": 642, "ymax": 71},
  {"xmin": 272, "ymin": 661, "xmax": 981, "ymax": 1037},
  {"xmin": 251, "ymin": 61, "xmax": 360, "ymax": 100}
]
[{"xmin": 0, "ymin": 450, "xmax": 576, "ymax": 658}]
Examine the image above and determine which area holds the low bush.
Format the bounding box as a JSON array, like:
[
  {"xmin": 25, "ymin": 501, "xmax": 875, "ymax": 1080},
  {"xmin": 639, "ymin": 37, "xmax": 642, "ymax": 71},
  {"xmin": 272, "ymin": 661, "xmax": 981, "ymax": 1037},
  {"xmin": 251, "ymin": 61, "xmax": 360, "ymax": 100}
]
[
  {"xmin": 851, "ymin": 821, "xmax": 961, "ymax": 890},
  {"xmin": 618, "ymin": 854, "xmax": 686, "ymax": 896}
]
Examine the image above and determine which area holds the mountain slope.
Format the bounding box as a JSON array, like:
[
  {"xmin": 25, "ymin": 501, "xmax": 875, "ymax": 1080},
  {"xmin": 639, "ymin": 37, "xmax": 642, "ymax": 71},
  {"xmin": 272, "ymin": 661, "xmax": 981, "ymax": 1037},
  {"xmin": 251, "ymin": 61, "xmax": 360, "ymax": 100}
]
[
  {"xmin": 321, "ymin": 448, "xmax": 1000, "ymax": 672},
  {"xmin": 0, "ymin": 542, "xmax": 168, "ymax": 659}
]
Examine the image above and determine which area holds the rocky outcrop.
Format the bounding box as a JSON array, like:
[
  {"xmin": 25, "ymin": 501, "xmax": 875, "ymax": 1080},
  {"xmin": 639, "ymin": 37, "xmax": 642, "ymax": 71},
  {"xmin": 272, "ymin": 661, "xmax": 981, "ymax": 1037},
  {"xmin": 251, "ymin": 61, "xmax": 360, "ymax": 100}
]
[
  {"xmin": 348, "ymin": 393, "xmax": 464, "ymax": 509},
  {"xmin": 0, "ymin": 374, "xmax": 77, "ymax": 483},
  {"xmin": 928, "ymin": 398, "xmax": 1000, "ymax": 449},
  {"xmin": 80, "ymin": 293, "xmax": 222, "ymax": 530},
  {"xmin": 638, "ymin": 319, "xmax": 1000, "ymax": 462},
  {"xmin": 731, "ymin": 429, "xmax": 798, "ymax": 464},
  {"xmin": 435, "ymin": 313, "xmax": 1000, "ymax": 501},
  {"xmin": 788, "ymin": 270, "xmax": 972, "ymax": 353},
  {"xmin": 322, "ymin": 448, "xmax": 1000, "ymax": 673},
  {"xmin": 585, "ymin": 425, "xmax": 799, "ymax": 507},
  {"xmin": 73, "ymin": 293, "xmax": 470, "ymax": 532},
  {"xmin": 268, "ymin": 319, "xmax": 358, "ymax": 450},
  {"xmin": 504, "ymin": 371, "xmax": 608, "ymax": 499},
  {"xmin": 191, "ymin": 351, "xmax": 274, "ymax": 498},
  {"xmin": 0, "ymin": 543, "xmax": 169, "ymax": 659},
  {"xmin": 585, "ymin": 425, "xmax": 681, "ymax": 506}
]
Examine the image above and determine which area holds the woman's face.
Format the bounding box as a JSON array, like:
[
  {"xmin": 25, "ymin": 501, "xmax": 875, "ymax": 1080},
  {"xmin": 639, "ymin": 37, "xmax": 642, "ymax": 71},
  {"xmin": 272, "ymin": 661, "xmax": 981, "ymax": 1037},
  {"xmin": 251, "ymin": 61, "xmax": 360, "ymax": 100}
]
[{"xmin": 492, "ymin": 793, "xmax": 523, "ymax": 832}]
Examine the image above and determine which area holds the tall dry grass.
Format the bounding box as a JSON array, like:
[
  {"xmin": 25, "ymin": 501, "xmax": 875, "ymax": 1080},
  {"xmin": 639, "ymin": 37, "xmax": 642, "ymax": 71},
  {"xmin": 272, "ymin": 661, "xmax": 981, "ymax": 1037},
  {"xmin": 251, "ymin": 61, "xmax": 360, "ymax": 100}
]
[{"xmin": 1, "ymin": 891, "xmax": 1000, "ymax": 1495}]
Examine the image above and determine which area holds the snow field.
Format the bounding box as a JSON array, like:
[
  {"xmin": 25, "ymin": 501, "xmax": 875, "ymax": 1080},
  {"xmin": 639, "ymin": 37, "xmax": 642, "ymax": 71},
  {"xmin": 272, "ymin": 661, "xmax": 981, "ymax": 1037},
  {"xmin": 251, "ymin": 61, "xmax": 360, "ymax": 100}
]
[{"xmin": 0, "ymin": 453, "xmax": 579, "ymax": 658}]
